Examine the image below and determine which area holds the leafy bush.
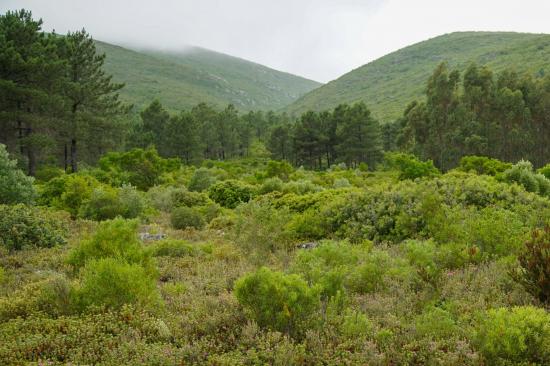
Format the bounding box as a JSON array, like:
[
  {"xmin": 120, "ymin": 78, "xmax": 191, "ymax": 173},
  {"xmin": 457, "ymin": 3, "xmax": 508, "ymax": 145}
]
[
  {"xmin": 514, "ymin": 225, "xmax": 550, "ymax": 304},
  {"xmin": 414, "ymin": 307, "xmax": 458, "ymax": 338},
  {"xmin": 503, "ymin": 160, "xmax": 550, "ymax": 197},
  {"xmin": 171, "ymin": 188, "xmax": 209, "ymax": 208},
  {"xmin": 539, "ymin": 163, "xmax": 550, "ymax": 179},
  {"xmin": 234, "ymin": 267, "xmax": 320, "ymax": 336},
  {"xmin": 97, "ymin": 147, "xmax": 180, "ymax": 190},
  {"xmin": 458, "ymin": 155, "xmax": 511, "ymax": 176},
  {"xmin": 39, "ymin": 173, "xmax": 102, "ymax": 217},
  {"xmin": 0, "ymin": 144, "xmax": 35, "ymax": 204},
  {"xmin": 170, "ymin": 206, "xmax": 204, "ymax": 230},
  {"xmin": 208, "ymin": 179, "xmax": 254, "ymax": 209},
  {"xmin": 67, "ymin": 218, "xmax": 153, "ymax": 273},
  {"xmin": 265, "ymin": 160, "xmax": 293, "ymax": 181},
  {"xmin": 258, "ymin": 177, "xmax": 284, "ymax": 194},
  {"xmin": 0, "ymin": 204, "xmax": 66, "ymax": 251},
  {"xmin": 34, "ymin": 165, "xmax": 64, "ymax": 183},
  {"xmin": 78, "ymin": 184, "xmax": 145, "ymax": 221},
  {"xmin": 149, "ymin": 239, "xmax": 211, "ymax": 258},
  {"xmin": 385, "ymin": 152, "xmax": 440, "ymax": 180},
  {"xmin": 188, "ymin": 167, "xmax": 217, "ymax": 192},
  {"xmin": 474, "ymin": 306, "xmax": 550, "ymax": 364},
  {"xmin": 72, "ymin": 258, "xmax": 161, "ymax": 312},
  {"xmin": 282, "ymin": 179, "xmax": 323, "ymax": 195}
]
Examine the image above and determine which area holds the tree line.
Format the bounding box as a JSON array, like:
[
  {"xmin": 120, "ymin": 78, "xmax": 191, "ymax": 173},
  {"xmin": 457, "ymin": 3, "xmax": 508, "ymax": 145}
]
[
  {"xmin": 390, "ymin": 62, "xmax": 550, "ymax": 170},
  {"xmin": 2, "ymin": 9, "xmax": 550, "ymax": 176}
]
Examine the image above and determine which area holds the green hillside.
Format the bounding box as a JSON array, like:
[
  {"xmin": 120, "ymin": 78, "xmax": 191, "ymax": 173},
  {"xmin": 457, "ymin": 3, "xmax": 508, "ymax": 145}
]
[
  {"xmin": 94, "ymin": 41, "xmax": 321, "ymax": 111},
  {"xmin": 286, "ymin": 32, "xmax": 550, "ymax": 122}
]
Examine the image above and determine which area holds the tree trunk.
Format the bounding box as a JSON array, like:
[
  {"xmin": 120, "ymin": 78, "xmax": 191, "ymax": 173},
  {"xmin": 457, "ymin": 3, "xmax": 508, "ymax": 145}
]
[
  {"xmin": 64, "ymin": 143, "xmax": 68, "ymax": 172},
  {"xmin": 26, "ymin": 127, "xmax": 35, "ymax": 176},
  {"xmin": 70, "ymin": 138, "xmax": 77, "ymax": 173}
]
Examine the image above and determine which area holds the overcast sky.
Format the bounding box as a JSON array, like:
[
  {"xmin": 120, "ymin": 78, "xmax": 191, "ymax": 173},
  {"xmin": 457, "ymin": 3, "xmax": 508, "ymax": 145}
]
[{"xmin": 2, "ymin": 0, "xmax": 550, "ymax": 82}]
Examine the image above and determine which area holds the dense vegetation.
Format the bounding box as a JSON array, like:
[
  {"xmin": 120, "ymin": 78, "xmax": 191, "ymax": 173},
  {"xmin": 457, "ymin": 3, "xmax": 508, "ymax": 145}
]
[
  {"xmin": 96, "ymin": 41, "xmax": 321, "ymax": 112},
  {"xmin": 1, "ymin": 9, "xmax": 550, "ymax": 365},
  {"xmin": 287, "ymin": 31, "xmax": 550, "ymax": 122}
]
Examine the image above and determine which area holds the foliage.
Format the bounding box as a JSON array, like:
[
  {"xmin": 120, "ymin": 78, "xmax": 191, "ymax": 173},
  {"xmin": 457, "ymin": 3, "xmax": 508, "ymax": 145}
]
[
  {"xmin": 188, "ymin": 167, "xmax": 218, "ymax": 192},
  {"xmin": 72, "ymin": 258, "xmax": 161, "ymax": 312},
  {"xmin": 97, "ymin": 147, "xmax": 180, "ymax": 190},
  {"xmin": 458, "ymin": 155, "xmax": 512, "ymax": 176},
  {"xmin": 0, "ymin": 204, "xmax": 66, "ymax": 251},
  {"xmin": 474, "ymin": 306, "xmax": 550, "ymax": 365},
  {"xmin": 208, "ymin": 179, "xmax": 255, "ymax": 209},
  {"xmin": 265, "ymin": 160, "xmax": 293, "ymax": 180},
  {"xmin": 514, "ymin": 226, "xmax": 550, "ymax": 304},
  {"xmin": 170, "ymin": 206, "xmax": 204, "ymax": 230},
  {"xmin": 67, "ymin": 218, "xmax": 153, "ymax": 273},
  {"xmin": 0, "ymin": 144, "xmax": 36, "ymax": 204},
  {"xmin": 503, "ymin": 160, "xmax": 550, "ymax": 197},
  {"xmin": 539, "ymin": 164, "xmax": 550, "ymax": 179},
  {"xmin": 385, "ymin": 152, "xmax": 440, "ymax": 180},
  {"xmin": 234, "ymin": 267, "xmax": 320, "ymax": 336}
]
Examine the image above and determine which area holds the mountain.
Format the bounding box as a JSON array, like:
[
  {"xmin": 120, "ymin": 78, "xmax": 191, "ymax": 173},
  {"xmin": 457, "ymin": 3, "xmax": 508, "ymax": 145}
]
[
  {"xmin": 286, "ymin": 32, "xmax": 550, "ymax": 122},
  {"xmin": 94, "ymin": 41, "xmax": 322, "ymax": 111}
]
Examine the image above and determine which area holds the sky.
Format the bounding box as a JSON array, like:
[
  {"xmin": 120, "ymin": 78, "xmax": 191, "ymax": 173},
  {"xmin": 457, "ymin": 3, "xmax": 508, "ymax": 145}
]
[{"xmin": 2, "ymin": 0, "xmax": 550, "ymax": 83}]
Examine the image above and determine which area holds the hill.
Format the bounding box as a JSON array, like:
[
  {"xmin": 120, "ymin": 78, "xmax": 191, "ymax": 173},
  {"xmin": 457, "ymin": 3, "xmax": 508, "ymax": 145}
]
[
  {"xmin": 286, "ymin": 32, "xmax": 550, "ymax": 122},
  {"xmin": 94, "ymin": 41, "xmax": 321, "ymax": 111}
]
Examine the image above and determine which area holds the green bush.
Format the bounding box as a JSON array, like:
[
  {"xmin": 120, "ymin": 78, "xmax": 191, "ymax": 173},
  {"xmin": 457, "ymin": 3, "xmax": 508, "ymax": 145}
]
[
  {"xmin": 72, "ymin": 258, "xmax": 161, "ymax": 312},
  {"xmin": 208, "ymin": 179, "xmax": 254, "ymax": 209},
  {"xmin": 39, "ymin": 173, "xmax": 102, "ymax": 217},
  {"xmin": 385, "ymin": 152, "xmax": 440, "ymax": 180},
  {"xmin": 67, "ymin": 218, "xmax": 153, "ymax": 273},
  {"xmin": 149, "ymin": 239, "xmax": 211, "ymax": 258},
  {"xmin": 97, "ymin": 147, "xmax": 180, "ymax": 190},
  {"xmin": 78, "ymin": 185, "xmax": 122, "ymax": 220},
  {"xmin": 474, "ymin": 306, "xmax": 550, "ymax": 364},
  {"xmin": 514, "ymin": 225, "xmax": 550, "ymax": 304},
  {"xmin": 0, "ymin": 204, "xmax": 67, "ymax": 251},
  {"xmin": 258, "ymin": 177, "xmax": 284, "ymax": 194},
  {"xmin": 188, "ymin": 167, "xmax": 217, "ymax": 192},
  {"xmin": 171, "ymin": 188, "xmax": 209, "ymax": 208},
  {"xmin": 34, "ymin": 165, "xmax": 64, "ymax": 183},
  {"xmin": 0, "ymin": 144, "xmax": 35, "ymax": 204},
  {"xmin": 234, "ymin": 267, "xmax": 320, "ymax": 336},
  {"xmin": 458, "ymin": 155, "xmax": 511, "ymax": 176},
  {"xmin": 265, "ymin": 160, "xmax": 293, "ymax": 181},
  {"xmin": 282, "ymin": 179, "xmax": 323, "ymax": 195},
  {"xmin": 170, "ymin": 206, "xmax": 204, "ymax": 230},
  {"xmin": 414, "ymin": 307, "xmax": 458, "ymax": 338},
  {"xmin": 503, "ymin": 160, "xmax": 550, "ymax": 197},
  {"xmin": 539, "ymin": 163, "xmax": 550, "ymax": 179}
]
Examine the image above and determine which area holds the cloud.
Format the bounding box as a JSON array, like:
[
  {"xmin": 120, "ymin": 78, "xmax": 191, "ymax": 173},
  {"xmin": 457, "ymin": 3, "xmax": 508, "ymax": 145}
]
[{"xmin": 2, "ymin": 0, "xmax": 550, "ymax": 82}]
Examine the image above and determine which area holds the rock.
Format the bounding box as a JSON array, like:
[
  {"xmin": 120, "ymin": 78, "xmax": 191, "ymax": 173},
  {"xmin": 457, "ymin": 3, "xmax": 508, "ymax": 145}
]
[
  {"xmin": 139, "ymin": 232, "xmax": 166, "ymax": 241},
  {"xmin": 297, "ymin": 242, "xmax": 318, "ymax": 250}
]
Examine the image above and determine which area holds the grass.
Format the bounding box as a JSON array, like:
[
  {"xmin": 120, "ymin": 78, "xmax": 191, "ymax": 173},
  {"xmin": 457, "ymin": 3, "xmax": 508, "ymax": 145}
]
[{"xmin": 95, "ymin": 41, "xmax": 321, "ymax": 112}]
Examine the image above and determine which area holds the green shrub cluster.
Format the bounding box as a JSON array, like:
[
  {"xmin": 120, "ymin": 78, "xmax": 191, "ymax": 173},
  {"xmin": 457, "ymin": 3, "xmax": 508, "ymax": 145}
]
[
  {"xmin": 0, "ymin": 204, "xmax": 67, "ymax": 251},
  {"xmin": 208, "ymin": 179, "xmax": 255, "ymax": 208},
  {"xmin": 458, "ymin": 155, "xmax": 511, "ymax": 176},
  {"xmin": 503, "ymin": 160, "xmax": 550, "ymax": 197},
  {"xmin": 0, "ymin": 144, "xmax": 35, "ymax": 204},
  {"xmin": 234, "ymin": 267, "xmax": 320, "ymax": 336},
  {"xmin": 170, "ymin": 206, "xmax": 204, "ymax": 230},
  {"xmin": 385, "ymin": 152, "xmax": 440, "ymax": 180}
]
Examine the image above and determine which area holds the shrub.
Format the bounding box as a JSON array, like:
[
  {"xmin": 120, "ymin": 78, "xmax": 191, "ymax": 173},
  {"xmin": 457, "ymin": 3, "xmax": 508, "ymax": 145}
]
[
  {"xmin": 208, "ymin": 179, "xmax": 254, "ymax": 209},
  {"xmin": 170, "ymin": 206, "xmax": 204, "ymax": 230},
  {"xmin": 171, "ymin": 188, "xmax": 209, "ymax": 208},
  {"xmin": 72, "ymin": 258, "xmax": 161, "ymax": 312},
  {"xmin": 0, "ymin": 204, "xmax": 66, "ymax": 251},
  {"xmin": 78, "ymin": 185, "xmax": 122, "ymax": 221},
  {"xmin": 458, "ymin": 155, "xmax": 511, "ymax": 176},
  {"xmin": 385, "ymin": 152, "xmax": 440, "ymax": 180},
  {"xmin": 97, "ymin": 147, "xmax": 180, "ymax": 190},
  {"xmin": 234, "ymin": 267, "xmax": 320, "ymax": 336},
  {"xmin": 414, "ymin": 307, "xmax": 458, "ymax": 338},
  {"xmin": 539, "ymin": 163, "xmax": 550, "ymax": 179},
  {"xmin": 258, "ymin": 177, "xmax": 284, "ymax": 194},
  {"xmin": 188, "ymin": 167, "xmax": 217, "ymax": 192},
  {"xmin": 333, "ymin": 178, "xmax": 351, "ymax": 188},
  {"xmin": 404, "ymin": 240, "xmax": 442, "ymax": 286},
  {"xmin": 282, "ymin": 180, "xmax": 323, "ymax": 195},
  {"xmin": 150, "ymin": 239, "xmax": 211, "ymax": 258},
  {"xmin": 474, "ymin": 306, "xmax": 550, "ymax": 364},
  {"xmin": 39, "ymin": 173, "xmax": 101, "ymax": 217},
  {"xmin": 117, "ymin": 184, "xmax": 146, "ymax": 219},
  {"xmin": 265, "ymin": 160, "xmax": 293, "ymax": 181},
  {"xmin": 67, "ymin": 218, "xmax": 153, "ymax": 273},
  {"xmin": 0, "ymin": 144, "xmax": 35, "ymax": 204},
  {"xmin": 34, "ymin": 165, "xmax": 64, "ymax": 183},
  {"xmin": 514, "ymin": 225, "xmax": 550, "ymax": 304},
  {"xmin": 503, "ymin": 160, "xmax": 550, "ymax": 197}
]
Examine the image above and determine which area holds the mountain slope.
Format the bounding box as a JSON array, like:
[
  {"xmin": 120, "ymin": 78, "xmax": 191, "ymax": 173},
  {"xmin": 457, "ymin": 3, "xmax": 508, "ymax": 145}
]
[
  {"xmin": 286, "ymin": 32, "xmax": 550, "ymax": 122},
  {"xmin": 94, "ymin": 41, "xmax": 321, "ymax": 111}
]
